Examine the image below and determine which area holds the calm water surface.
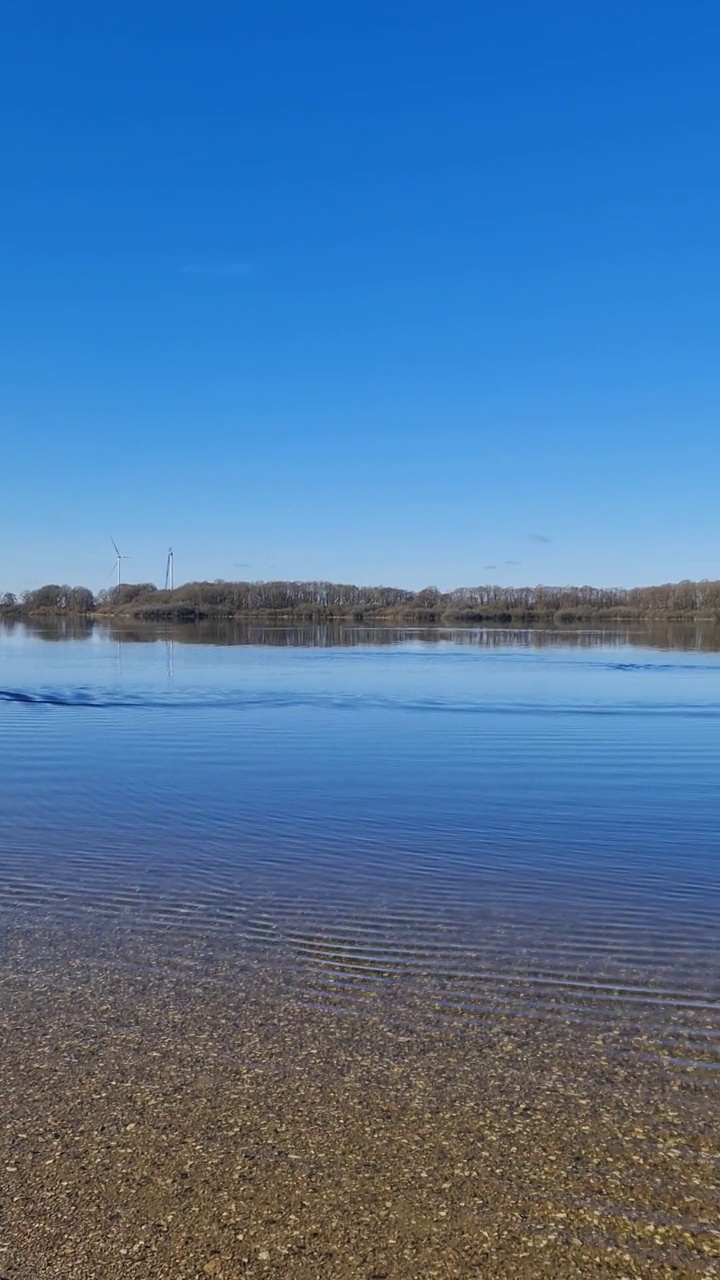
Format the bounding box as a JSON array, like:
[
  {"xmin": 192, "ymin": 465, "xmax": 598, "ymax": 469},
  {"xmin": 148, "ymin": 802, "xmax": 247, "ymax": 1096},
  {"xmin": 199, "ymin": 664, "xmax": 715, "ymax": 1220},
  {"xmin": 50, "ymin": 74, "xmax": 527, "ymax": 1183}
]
[{"xmin": 1, "ymin": 623, "xmax": 718, "ymax": 1055}]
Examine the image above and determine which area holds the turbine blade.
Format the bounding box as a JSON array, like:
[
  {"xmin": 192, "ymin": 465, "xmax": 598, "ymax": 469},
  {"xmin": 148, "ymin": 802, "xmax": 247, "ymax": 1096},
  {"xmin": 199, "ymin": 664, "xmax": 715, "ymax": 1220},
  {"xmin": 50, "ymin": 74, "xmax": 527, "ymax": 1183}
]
[{"xmin": 110, "ymin": 537, "xmax": 120, "ymax": 556}]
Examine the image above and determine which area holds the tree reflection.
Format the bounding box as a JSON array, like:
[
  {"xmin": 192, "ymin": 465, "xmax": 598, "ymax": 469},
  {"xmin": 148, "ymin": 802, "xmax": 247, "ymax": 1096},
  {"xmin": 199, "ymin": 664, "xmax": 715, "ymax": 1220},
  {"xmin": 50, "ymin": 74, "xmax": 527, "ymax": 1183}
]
[{"xmin": 5, "ymin": 619, "xmax": 720, "ymax": 652}]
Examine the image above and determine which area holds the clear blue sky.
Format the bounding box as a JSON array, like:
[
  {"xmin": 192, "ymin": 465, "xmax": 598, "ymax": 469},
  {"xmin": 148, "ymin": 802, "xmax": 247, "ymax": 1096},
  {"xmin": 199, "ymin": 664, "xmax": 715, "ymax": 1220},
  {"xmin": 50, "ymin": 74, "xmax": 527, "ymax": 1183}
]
[{"xmin": 2, "ymin": 1, "xmax": 719, "ymax": 592}]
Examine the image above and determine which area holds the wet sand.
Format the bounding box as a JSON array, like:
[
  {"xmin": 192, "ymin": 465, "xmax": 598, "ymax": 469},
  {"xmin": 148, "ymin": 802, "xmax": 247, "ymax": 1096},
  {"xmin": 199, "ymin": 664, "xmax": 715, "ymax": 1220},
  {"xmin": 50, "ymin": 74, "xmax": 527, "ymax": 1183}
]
[{"xmin": 1, "ymin": 922, "xmax": 717, "ymax": 1279}]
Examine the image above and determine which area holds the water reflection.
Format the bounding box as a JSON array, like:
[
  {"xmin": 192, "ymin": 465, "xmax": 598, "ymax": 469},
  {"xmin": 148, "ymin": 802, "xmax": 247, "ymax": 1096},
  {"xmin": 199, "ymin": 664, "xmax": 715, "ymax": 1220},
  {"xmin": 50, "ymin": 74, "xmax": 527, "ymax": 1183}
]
[
  {"xmin": 6, "ymin": 618, "xmax": 720, "ymax": 651},
  {"xmin": 0, "ymin": 617, "xmax": 96, "ymax": 642}
]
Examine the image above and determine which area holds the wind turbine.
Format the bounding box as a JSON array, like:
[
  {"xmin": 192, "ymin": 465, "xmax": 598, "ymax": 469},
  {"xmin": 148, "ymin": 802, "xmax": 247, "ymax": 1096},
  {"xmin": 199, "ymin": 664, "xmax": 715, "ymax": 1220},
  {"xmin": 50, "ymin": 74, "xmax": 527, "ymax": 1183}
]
[
  {"xmin": 164, "ymin": 547, "xmax": 174, "ymax": 590},
  {"xmin": 110, "ymin": 537, "xmax": 129, "ymax": 586}
]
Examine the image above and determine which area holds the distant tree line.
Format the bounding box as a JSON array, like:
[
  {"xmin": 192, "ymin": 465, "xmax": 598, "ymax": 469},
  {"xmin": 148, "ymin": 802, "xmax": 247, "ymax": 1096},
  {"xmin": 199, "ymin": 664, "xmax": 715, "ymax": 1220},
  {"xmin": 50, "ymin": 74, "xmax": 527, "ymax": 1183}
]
[
  {"xmin": 1, "ymin": 584, "xmax": 95, "ymax": 614},
  {"xmin": 3, "ymin": 577, "xmax": 720, "ymax": 623}
]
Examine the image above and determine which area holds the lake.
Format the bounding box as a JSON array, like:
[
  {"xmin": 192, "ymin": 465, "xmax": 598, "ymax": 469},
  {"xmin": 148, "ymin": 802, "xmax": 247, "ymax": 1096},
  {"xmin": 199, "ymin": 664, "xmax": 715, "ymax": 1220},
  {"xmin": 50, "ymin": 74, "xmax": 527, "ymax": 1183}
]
[{"xmin": 1, "ymin": 622, "xmax": 718, "ymax": 1277}]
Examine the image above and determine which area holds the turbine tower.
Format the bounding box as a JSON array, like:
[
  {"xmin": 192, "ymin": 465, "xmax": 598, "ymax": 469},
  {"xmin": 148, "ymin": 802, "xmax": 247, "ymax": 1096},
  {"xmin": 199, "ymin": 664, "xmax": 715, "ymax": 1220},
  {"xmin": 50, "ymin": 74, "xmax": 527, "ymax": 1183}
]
[
  {"xmin": 110, "ymin": 537, "xmax": 129, "ymax": 587},
  {"xmin": 164, "ymin": 547, "xmax": 174, "ymax": 591}
]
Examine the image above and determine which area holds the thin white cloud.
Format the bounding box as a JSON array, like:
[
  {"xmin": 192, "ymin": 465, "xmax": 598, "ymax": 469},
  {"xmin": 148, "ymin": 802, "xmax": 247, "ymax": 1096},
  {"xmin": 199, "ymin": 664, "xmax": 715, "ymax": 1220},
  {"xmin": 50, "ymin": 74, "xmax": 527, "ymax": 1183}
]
[{"xmin": 181, "ymin": 261, "xmax": 251, "ymax": 277}]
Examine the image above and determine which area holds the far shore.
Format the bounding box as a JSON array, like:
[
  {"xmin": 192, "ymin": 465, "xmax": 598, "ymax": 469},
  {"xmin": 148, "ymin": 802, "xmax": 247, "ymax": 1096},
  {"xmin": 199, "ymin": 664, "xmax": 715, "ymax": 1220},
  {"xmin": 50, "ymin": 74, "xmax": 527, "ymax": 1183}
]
[{"xmin": 3, "ymin": 575, "xmax": 720, "ymax": 627}]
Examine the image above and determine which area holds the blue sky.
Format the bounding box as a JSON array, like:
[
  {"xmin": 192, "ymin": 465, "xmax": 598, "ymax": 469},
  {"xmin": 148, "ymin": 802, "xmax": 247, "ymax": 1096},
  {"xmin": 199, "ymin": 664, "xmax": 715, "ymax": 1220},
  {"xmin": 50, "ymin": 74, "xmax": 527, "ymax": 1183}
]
[{"xmin": 2, "ymin": 1, "xmax": 719, "ymax": 592}]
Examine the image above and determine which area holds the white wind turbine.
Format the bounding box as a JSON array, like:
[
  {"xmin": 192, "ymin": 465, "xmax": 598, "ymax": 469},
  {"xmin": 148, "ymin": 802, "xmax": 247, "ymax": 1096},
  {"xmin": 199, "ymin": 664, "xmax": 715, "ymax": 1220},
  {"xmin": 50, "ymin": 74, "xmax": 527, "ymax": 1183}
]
[
  {"xmin": 110, "ymin": 537, "xmax": 129, "ymax": 587},
  {"xmin": 164, "ymin": 546, "xmax": 174, "ymax": 590}
]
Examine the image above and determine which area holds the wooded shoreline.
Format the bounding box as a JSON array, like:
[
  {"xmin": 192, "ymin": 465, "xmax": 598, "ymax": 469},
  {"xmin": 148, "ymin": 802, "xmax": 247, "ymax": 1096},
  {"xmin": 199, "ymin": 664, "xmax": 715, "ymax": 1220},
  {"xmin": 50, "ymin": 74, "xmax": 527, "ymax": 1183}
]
[{"xmin": 3, "ymin": 577, "xmax": 720, "ymax": 624}]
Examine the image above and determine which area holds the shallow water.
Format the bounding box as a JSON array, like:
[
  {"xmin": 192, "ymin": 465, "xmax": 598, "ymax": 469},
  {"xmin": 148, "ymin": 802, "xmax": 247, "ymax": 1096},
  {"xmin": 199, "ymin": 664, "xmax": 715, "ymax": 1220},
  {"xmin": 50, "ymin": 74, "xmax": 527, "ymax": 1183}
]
[
  {"xmin": 1, "ymin": 622, "xmax": 718, "ymax": 1050},
  {"xmin": 2, "ymin": 621, "xmax": 719, "ymax": 1277}
]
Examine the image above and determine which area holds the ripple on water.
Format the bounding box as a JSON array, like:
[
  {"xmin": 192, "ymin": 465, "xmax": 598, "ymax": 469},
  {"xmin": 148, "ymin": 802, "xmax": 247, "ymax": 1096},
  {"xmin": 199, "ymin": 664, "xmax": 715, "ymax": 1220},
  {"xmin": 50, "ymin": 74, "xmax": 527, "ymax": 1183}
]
[{"xmin": 0, "ymin": 635, "xmax": 718, "ymax": 1068}]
